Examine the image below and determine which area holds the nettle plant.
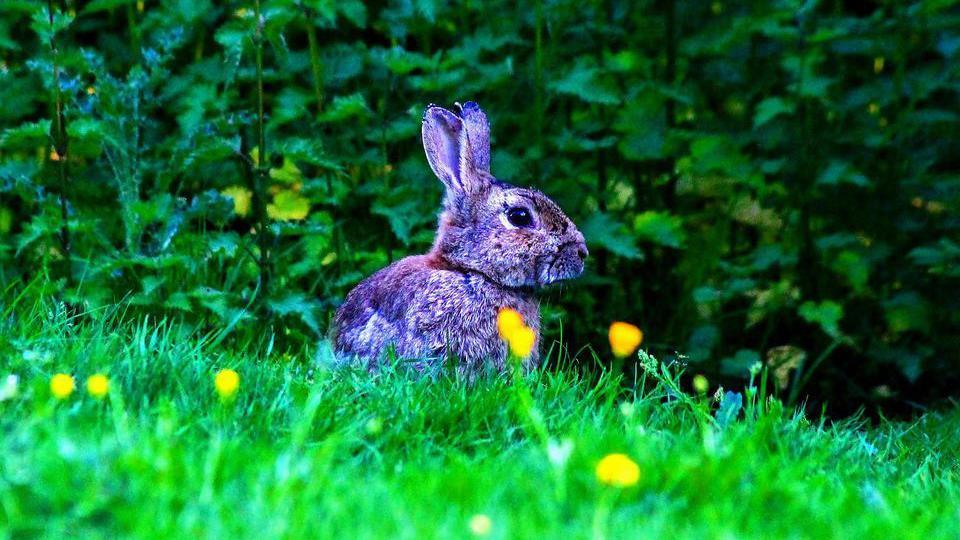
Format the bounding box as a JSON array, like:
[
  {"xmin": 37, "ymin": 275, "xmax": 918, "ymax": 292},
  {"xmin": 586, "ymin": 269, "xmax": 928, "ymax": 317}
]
[{"xmin": 2, "ymin": 2, "xmax": 351, "ymax": 341}]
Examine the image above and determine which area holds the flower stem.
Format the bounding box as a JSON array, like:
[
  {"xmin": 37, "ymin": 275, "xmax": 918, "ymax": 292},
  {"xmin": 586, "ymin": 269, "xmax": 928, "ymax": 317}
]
[{"xmin": 507, "ymin": 355, "xmax": 549, "ymax": 446}]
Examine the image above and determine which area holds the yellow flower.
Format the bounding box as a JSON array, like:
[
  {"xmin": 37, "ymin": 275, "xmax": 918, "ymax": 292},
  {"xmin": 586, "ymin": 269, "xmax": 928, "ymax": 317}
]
[
  {"xmin": 608, "ymin": 322, "xmax": 643, "ymax": 358},
  {"xmin": 50, "ymin": 373, "xmax": 75, "ymax": 400},
  {"xmin": 595, "ymin": 453, "xmax": 640, "ymax": 488},
  {"xmin": 506, "ymin": 326, "xmax": 536, "ymax": 359},
  {"xmin": 221, "ymin": 186, "xmax": 252, "ymax": 217},
  {"xmin": 692, "ymin": 374, "xmax": 709, "ymax": 394},
  {"xmin": 497, "ymin": 307, "xmax": 535, "ymax": 358},
  {"xmin": 867, "ymin": 102, "xmax": 880, "ymax": 115},
  {"xmin": 497, "ymin": 307, "xmax": 524, "ymax": 339},
  {"xmin": 214, "ymin": 369, "xmax": 240, "ymax": 400},
  {"xmin": 469, "ymin": 514, "xmax": 492, "ymax": 537},
  {"xmin": 86, "ymin": 86, "xmax": 96, "ymax": 95},
  {"xmin": 86, "ymin": 374, "xmax": 109, "ymax": 399}
]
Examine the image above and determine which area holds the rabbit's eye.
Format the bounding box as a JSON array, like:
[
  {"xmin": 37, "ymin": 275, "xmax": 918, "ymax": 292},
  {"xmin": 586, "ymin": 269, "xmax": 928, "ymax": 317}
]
[{"xmin": 506, "ymin": 207, "xmax": 533, "ymax": 228}]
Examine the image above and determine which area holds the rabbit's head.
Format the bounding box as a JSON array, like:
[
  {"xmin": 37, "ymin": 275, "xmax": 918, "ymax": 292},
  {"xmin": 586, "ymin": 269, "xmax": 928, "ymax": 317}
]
[{"xmin": 422, "ymin": 102, "xmax": 587, "ymax": 289}]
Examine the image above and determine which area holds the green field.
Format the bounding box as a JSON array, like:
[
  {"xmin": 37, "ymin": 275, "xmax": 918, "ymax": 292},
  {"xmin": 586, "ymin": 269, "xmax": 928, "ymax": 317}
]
[{"xmin": 2, "ymin": 298, "xmax": 958, "ymax": 539}]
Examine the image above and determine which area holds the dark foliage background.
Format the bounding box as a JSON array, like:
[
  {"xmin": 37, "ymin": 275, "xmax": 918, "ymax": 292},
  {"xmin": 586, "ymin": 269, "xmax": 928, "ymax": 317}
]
[{"xmin": 1, "ymin": 0, "xmax": 958, "ymax": 416}]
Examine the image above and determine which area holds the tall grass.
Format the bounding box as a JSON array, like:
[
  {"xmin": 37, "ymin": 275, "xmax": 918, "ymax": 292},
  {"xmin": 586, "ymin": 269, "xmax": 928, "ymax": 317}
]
[{"xmin": 1, "ymin": 291, "xmax": 958, "ymax": 538}]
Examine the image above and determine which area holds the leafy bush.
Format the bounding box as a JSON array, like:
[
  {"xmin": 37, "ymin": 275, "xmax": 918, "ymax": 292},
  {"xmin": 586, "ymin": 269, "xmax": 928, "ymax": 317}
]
[{"xmin": 1, "ymin": 0, "xmax": 957, "ymax": 414}]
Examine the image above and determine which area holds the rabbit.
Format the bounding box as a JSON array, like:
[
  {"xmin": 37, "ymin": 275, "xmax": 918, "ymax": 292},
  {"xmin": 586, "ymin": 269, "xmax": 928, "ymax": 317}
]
[{"xmin": 332, "ymin": 101, "xmax": 587, "ymax": 372}]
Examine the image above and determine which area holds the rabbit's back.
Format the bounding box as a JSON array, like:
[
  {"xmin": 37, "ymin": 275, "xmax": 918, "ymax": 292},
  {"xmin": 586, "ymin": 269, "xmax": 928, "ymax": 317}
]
[{"xmin": 333, "ymin": 254, "xmax": 539, "ymax": 369}]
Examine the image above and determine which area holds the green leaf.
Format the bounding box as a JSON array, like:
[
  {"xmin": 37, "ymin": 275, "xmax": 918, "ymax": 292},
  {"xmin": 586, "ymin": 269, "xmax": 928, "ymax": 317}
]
[
  {"xmin": 269, "ymin": 157, "xmax": 303, "ymax": 184},
  {"xmin": 271, "ymin": 88, "xmax": 312, "ymax": 127},
  {"xmin": 817, "ymin": 161, "xmax": 870, "ymax": 187},
  {"xmin": 414, "ymin": 0, "xmax": 438, "ymax": 22},
  {"xmin": 548, "ymin": 59, "xmax": 620, "ymax": 105},
  {"xmin": 191, "ymin": 287, "xmax": 253, "ymax": 325},
  {"xmin": 831, "ymin": 250, "xmax": 870, "ymax": 294},
  {"xmin": 687, "ymin": 325, "xmax": 720, "ymax": 363},
  {"xmin": 165, "ymin": 292, "xmax": 192, "ymax": 312},
  {"xmin": 207, "ymin": 233, "xmax": 242, "ymax": 258},
  {"xmin": 720, "ymin": 349, "xmax": 761, "ymax": 377},
  {"xmin": 67, "ymin": 118, "xmax": 113, "ymax": 158},
  {"xmin": 614, "ymin": 91, "xmax": 666, "ymax": 160},
  {"xmin": 317, "ymin": 93, "xmax": 371, "ymax": 123},
  {"xmin": 82, "ymin": 0, "xmax": 136, "ymax": 14},
  {"xmin": 753, "ymin": 97, "xmax": 796, "ymax": 128},
  {"xmin": 798, "ymin": 300, "xmax": 844, "ymax": 338},
  {"xmin": 1, "ymin": 120, "xmax": 50, "ymax": 150},
  {"xmin": 371, "ymin": 196, "xmax": 430, "ymax": 245},
  {"xmin": 338, "ymin": 0, "xmax": 368, "ymax": 27},
  {"xmin": 382, "ymin": 46, "xmax": 434, "ymax": 75},
  {"xmin": 268, "ymin": 292, "xmax": 322, "ymax": 333},
  {"xmin": 633, "ymin": 211, "xmax": 686, "ymax": 249},
  {"xmin": 183, "ymin": 136, "xmax": 240, "ymax": 171},
  {"xmin": 715, "ymin": 391, "xmax": 743, "ymax": 429},
  {"xmin": 883, "ymin": 292, "xmax": 930, "ymax": 334},
  {"xmin": 214, "ymin": 20, "xmax": 250, "ymax": 78},
  {"xmin": 908, "ymin": 238, "xmax": 960, "ymax": 277},
  {"xmin": 580, "ymin": 212, "xmax": 642, "ymax": 259},
  {"xmin": 30, "ymin": 7, "xmax": 73, "ymax": 43},
  {"xmin": 267, "ymin": 191, "xmax": 310, "ymax": 221}
]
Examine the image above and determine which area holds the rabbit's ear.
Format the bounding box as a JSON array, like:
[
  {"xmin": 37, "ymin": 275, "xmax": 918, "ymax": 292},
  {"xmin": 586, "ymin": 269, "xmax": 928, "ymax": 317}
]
[
  {"xmin": 457, "ymin": 101, "xmax": 490, "ymax": 172},
  {"xmin": 422, "ymin": 103, "xmax": 491, "ymax": 203},
  {"xmin": 422, "ymin": 105, "xmax": 463, "ymax": 191}
]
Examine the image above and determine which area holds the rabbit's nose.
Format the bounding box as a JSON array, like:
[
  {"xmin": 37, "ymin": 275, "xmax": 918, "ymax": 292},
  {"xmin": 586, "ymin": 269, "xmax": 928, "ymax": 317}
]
[{"xmin": 577, "ymin": 245, "xmax": 589, "ymax": 261}]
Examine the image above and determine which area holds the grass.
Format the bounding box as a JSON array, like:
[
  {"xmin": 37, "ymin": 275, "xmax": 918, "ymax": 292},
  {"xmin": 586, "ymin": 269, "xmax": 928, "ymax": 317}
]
[{"xmin": 1, "ymin": 297, "xmax": 959, "ymax": 539}]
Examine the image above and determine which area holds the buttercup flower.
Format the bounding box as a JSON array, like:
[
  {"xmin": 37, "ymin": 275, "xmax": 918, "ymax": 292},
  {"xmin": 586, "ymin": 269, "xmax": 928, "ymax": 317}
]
[
  {"xmin": 692, "ymin": 374, "xmax": 709, "ymax": 394},
  {"xmin": 214, "ymin": 369, "xmax": 240, "ymax": 400},
  {"xmin": 50, "ymin": 373, "xmax": 75, "ymax": 400},
  {"xmin": 506, "ymin": 326, "xmax": 536, "ymax": 359},
  {"xmin": 608, "ymin": 322, "xmax": 643, "ymax": 358},
  {"xmin": 469, "ymin": 514, "xmax": 492, "ymax": 537},
  {"xmin": 497, "ymin": 307, "xmax": 524, "ymax": 339},
  {"xmin": 596, "ymin": 453, "xmax": 640, "ymax": 487},
  {"xmin": 497, "ymin": 307, "xmax": 536, "ymax": 359},
  {"xmin": 86, "ymin": 374, "xmax": 110, "ymax": 399}
]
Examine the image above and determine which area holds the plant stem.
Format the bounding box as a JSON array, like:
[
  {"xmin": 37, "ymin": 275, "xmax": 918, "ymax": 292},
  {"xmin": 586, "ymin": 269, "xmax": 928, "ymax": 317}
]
[
  {"xmin": 47, "ymin": 0, "xmax": 72, "ymax": 286},
  {"xmin": 253, "ymin": 0, "xmax": 270, "ymax": 301},
  {"xmin": 304, "ymin": 10, "xmax": 324, "ymax": 117},
  {"xmin": 126, "ymin": 0, "xmax": 141, "ymax": 61},
  {"xmin": 664, "ymin": 0, "xmax": 676, "ymax": 129},
  {"xmin": 789, "ymin": 339, "xmax": 841, "ymax": 406},
  {"xmin": 508, "ymin": 357, "xmax": 550, "ymax": 446},
  {"xmin": 534, "ymin": 0, "xmax": 543, "ymax": 161}
]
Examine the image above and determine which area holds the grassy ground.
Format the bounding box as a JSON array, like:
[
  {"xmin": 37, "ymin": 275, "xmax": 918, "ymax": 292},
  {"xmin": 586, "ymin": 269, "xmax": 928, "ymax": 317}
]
[{"xmin": 1, "ymin": 299, "xmax": 959, "ymax": 539}]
